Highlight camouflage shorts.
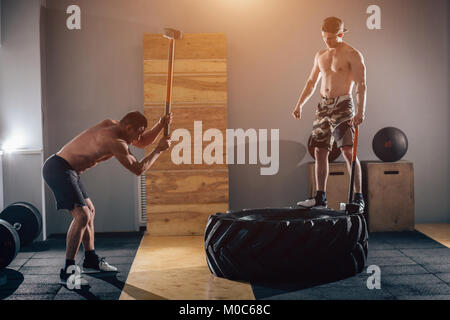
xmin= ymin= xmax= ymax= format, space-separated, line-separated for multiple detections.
xmin=309 ymin=94 xmax=355 ymax=151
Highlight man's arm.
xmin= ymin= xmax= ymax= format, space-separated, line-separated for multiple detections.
xmin=112 ymin=137 xmax=171 ymax=176
xmin=133 ymin=113 xmax=173 ymax=149
xmin=350 ymin=50 xmax=367 ymax=118
xmin=292 ymin=51 xmax=322 ymax=119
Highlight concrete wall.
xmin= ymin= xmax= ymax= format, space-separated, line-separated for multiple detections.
xmin=42 ymin=0 xmax=449 ymax=234
xmin=0 ymin=0 xmax=43 ymax=149
xmin=0 ymin=0 xmax=46 ymax=239
xmin=1 ymin=152 xmax=45 ymax=239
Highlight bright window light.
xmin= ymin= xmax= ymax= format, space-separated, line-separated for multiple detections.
xmin=1 ymin=133 xmax=25 ymax=153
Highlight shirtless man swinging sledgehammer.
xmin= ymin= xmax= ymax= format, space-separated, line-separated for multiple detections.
xmin=43 ymin=111 xmax=173 ymax=286
xmin=292 ymin=17 xmax=367 ymax=212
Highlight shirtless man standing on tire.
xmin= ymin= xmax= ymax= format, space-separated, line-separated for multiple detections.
xmin=292 ymin=17 xmax=367 ymax=212
xmin=43 ymin=111 xmax=173 ymax=286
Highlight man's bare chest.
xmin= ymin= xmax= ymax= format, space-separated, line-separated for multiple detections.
xmin=319 ymin=52 xmax=350 ymax=73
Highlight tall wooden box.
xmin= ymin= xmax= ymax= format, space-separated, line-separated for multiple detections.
xmin=308 ymin=162 xmax=350 ymax=211
xmin=361 ymin=161 xmax=414 ymax=232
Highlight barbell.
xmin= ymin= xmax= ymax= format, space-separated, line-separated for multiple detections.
xmin=0 ymin=202 xmax=42 ymax=269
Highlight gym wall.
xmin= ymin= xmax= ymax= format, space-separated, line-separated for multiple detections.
xmin=0 ymin=0 xmax=46 ymax=239
xmin=40 ymin=0 xmax=449 ymax=235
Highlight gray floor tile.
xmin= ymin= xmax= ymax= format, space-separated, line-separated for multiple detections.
xmin=400 ymin=248 xmax=450 ymax=257
xmin=32 ymin=251 xmax=65 ymax=259
xmin=410 ymin=256 xmax=450 ymax=265
xmin=366 ymin=256 xmax=417 ymax=266
xmin=378 ymin=265 xmax=429 ymax=275
xmin=16 ymin=252 xmax=35 ymax=259
xmin=435 ymin=273 xmax=450 ymax=284
xmin=8 ymin=258 xmax=30 ymax=268
xmin=367 ymin=242 xmax=395 ymax=250
xmin=23 ymin=258 xmax=65 ymax=267
xmin=381 ymin=274 xmax=444 ymax=286
xmin=384 ymin=283 xmax=450 ymax=297
xmin=19 ymin=266 xmax=62 ymax=275
xmin=10 ymin=284 xmax=61 ymax=295
xmin=4 ymin=294 xmax=57 ymax=300
xmin=421 ymin=264 xmax=450 ymax=274
xmin=369 ymin=250 xmax=406 ymax=258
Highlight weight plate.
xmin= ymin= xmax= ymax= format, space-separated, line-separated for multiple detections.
xmin=0 ymin=202 xmax=42 ymax=245
xmin=0 ymin=219 xmax=20 ymax=269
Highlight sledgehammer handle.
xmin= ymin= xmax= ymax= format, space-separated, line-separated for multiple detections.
xmin=164 ymin=39 xmax=175 ymax=136
xmin=348 ymin=126 xmax=359 ymax=203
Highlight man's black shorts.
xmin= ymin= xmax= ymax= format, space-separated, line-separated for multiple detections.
xmin=42 ymin=155 xmax=89 ymax=211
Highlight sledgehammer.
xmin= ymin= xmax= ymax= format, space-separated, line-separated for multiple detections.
xmin=163 ymin=28 xmax=183 ymax=137
xmin=340 ymin=126 xmax=361 ymax=214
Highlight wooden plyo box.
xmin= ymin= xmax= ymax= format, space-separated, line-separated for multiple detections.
xmin=361 ymin=161 xmax=415 ymax=232
xmin=308 ymin=162 xmax=350 ymax=211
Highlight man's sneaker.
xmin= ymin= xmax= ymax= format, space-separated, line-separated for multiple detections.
xmin=60 ymin=267 xmax=89 ymax=287
xmin=296 ymin=197 xmax=327 ymax=208
xmin=82 ymin=256 xmax=118 ymax=274
xmin=352 ymin=197 xmax=365 ymax=214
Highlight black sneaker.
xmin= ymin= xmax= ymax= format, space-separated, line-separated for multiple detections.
xmin=82 ymin=256 xmax=118 ymax=274
xmin=60 ymin=267 xmax=89 ymax=287
xmin=352 ymin=197 xmax=365 ymax=214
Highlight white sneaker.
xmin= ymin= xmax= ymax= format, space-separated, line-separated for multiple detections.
xmin=83 ymin=257 xmax=118 ymax=273
xmin=60 ymin=267 xmax=89 ymax=287
xmin=296 ymin=197 xmax=327 ymax=208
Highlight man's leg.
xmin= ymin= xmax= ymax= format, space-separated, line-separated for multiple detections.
xmin=298 ymin=147 xmax=330 ymax=207
xmin=81 ymin=198 xmax=95 ymax=252
xmin=66 ymin=205 xmax=91 ymax=261
xmin=314 ymin=147 xmax=330 ymax=192
xmin=80 ymin=198 xmax=118 ymax=273
xmin=341 ymin=146 xmax=362 ymax=194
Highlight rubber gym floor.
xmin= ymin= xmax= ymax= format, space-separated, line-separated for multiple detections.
xmin=1 ymin=225 xmax=449 ymax=300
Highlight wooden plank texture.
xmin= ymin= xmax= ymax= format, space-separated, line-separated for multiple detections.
xmin=144 ymin=59 xmax=227 ymax=75
xmin=147 ymin=170 xmax=229 ymax=205
xmin=144 ymin=75 xmax=227 ymax=105
xmin=143 ymin=33 xmax=227 ymax=60
xmin=362 ymin=161 xmax=414 ymax=232
xmin=144 ymin=32 xmax=228 ymax=235
xmin=147 ymin=203 xmax=228 ymax=236
xmin=144 ymin=106 xmax=227 ymax=170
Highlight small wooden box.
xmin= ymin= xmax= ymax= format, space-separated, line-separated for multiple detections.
xmin=308 ymin=162 xmax=350 ymax=211
xmin=361 ymin=161 xmax=415 ymax=232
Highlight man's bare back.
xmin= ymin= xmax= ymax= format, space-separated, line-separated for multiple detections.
xmin=56 ymin=112 xmax=173 ymax=175
xmin=57 ymin=120 xmax=120 ymax=173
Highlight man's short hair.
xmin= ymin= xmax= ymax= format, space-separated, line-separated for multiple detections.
xmin=322 ymin=16 xmax=349 ymax=34
xmin=120 ymin=111 xmax=148 ymax=129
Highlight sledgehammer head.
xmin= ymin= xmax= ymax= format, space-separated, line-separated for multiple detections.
xmin=163 ymin=28 xmax=183 ymax=40
xmin=340 ymin=202 xmax=361 ymax=214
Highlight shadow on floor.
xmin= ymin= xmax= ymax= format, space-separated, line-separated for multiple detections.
xmin=0 ymin=269 xmax=24 ymax=299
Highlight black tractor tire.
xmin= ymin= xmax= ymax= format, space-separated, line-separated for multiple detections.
xmin=204 ymin=206 xmax=368 ymax=282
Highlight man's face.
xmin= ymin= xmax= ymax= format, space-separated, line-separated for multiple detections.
xmin=322 ymin=31 xmax=343 ymax=48
xmin=126 ymin=125 xmax=146 ymax=144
